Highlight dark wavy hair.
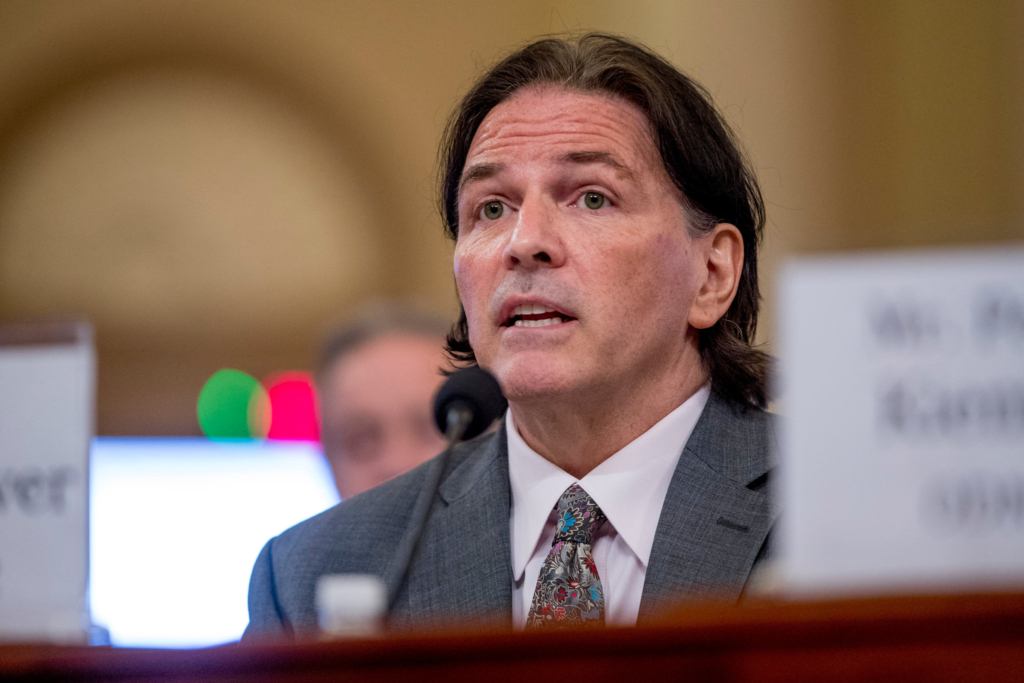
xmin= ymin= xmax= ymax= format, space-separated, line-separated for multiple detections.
xmin=438 ymin=33 xmax=769 ymax=409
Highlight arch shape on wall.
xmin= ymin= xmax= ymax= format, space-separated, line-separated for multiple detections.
xmin=0 ymin=8 xmax=427 ymax=434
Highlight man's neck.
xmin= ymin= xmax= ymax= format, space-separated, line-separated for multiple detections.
xmin=508 ymin=350 xmax=708 ymax=479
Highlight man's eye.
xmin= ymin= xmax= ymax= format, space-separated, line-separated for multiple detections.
xmin=480 ymin=201 xmax=504 ymax=220
xmin=581 ymin=192 xmax=606 ymax=210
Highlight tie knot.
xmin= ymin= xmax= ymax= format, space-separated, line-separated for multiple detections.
xmin=554 ymin=483 xmax=607 ymax=544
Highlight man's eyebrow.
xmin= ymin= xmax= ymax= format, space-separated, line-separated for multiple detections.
xmin=459 ymin=162 xmax=505 ymax=194
xmin=558 ymin=151 xmax=637 ymax=181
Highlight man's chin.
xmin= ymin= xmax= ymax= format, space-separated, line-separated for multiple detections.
xmin=489 ymin=357 xmax=582 ymax=403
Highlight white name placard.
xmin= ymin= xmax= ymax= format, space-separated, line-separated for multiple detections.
xmin=777 ymin=246 xmax=1024 ymax=595
xmin=0 ymin=323 xmax=93 ymax=642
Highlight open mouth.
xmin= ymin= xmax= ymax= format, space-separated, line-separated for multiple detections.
xmin=503 ymin=303 xmax=576 ymax=328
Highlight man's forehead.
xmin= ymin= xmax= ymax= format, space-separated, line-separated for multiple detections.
xmin=461 ymin=87 xmax=658 ymax=180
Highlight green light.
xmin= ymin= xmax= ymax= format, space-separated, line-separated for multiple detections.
xmin=197 ymin=369 xmax=267 ymax=439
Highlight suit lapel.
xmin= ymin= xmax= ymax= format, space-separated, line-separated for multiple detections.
xmin=388 ymin=396 xmax=774 ymax=627
xmin=638 ymin=392 xmax=777 ymax=623
xmin=401 ymin=424 xmax=514 ymax=629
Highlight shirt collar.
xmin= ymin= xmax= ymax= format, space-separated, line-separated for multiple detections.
xmin=507 ymin=384 xmax=711 ymax=581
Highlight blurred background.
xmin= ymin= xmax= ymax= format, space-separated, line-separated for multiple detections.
xmin=2 ymin=0 xmax=1022 ymax=437
xmin=1 ymin=0 xmax=1023 ymax=648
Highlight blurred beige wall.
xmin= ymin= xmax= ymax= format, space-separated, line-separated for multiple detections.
xmin=0 ymin=0 xmax=1020 ymax=435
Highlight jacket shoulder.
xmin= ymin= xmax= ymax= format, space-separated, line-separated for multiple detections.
xmin=686 ymin=390 xmax=778 ymax=487
xmin=245 ymin=430 xmax=500 ymax=638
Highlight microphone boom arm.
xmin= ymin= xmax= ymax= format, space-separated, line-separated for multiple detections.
xmin=384 ymin=404 xmax=472 ymax=619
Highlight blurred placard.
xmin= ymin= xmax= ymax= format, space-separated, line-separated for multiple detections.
xmin=0 ymin=322 xmax=94 ymax=642
xmin=778 ymin=246 xmax=1024 ymax=595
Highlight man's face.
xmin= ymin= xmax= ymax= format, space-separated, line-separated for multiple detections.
xmin=318 ymin=334 xmax=447 ymax=499
xmin=454 ymin=86 xmax=704 ymax=403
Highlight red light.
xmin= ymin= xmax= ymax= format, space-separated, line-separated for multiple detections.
xmin=264 ymin=371 xmax=319 ymax=441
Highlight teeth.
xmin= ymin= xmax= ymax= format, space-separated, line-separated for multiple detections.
xmin=512 ymin=303 xmax=557 ymax=317
xmin=513 ymin=318 xmax=563 ymax=327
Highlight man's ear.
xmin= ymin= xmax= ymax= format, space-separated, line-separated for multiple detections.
xmin=688 ymin=223 xmax=744 ymax=330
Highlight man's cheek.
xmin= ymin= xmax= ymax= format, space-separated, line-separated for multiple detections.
xmin=462 ymin=298 xmax=492 ymax=358
xmin=452 ymin=235 xmax=483 ymax=279
xmin=453 ymin=241 xmax=491 ymax=299
xmin=453 ymin=259 xmax=477 ymax=316
xmin=452 ymin=245 xmax=465 ymax=279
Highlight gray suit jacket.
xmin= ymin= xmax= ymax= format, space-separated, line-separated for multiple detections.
xmin=243 ymin=390 xmax=777 ymax=639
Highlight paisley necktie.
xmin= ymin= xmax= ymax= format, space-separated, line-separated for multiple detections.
xmin=526 ymin=483 xmax=608 ymax=629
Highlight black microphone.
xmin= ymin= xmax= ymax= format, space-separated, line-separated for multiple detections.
xmin=385 ymin=366 xmax=506 ymax=619
xmin=432 ymin=365 xmax=508 ymax=441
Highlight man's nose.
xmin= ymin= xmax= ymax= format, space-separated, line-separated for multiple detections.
xmin=501 ymin=198 xmax=566 ymax=270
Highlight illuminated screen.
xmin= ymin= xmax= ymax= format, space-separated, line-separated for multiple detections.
xmin=89 ymin=438 xmax=340 ymax=648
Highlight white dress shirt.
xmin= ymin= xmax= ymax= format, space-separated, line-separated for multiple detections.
xmin=508 ymin=384 xmax=710 ymax=628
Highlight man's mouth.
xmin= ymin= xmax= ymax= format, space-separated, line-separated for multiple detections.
xmin=503 ymin=303 xmax=576 ymax=328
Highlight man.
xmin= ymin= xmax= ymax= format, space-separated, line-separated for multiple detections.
xmin=315 ymin=303 xmax=451 ymax=499
xmin=245 ymin=33 xmax=774 ymax=638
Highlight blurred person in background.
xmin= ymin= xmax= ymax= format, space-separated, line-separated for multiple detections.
xmin=315 ymin=303 xmax=451 ymax=499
